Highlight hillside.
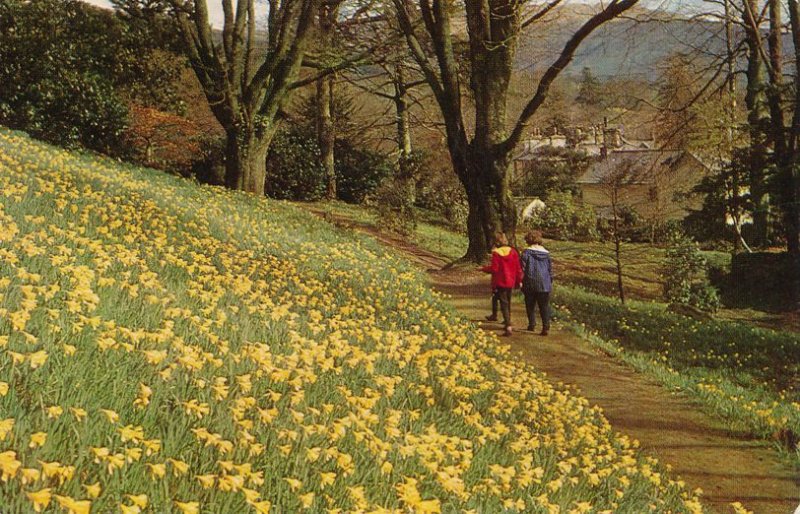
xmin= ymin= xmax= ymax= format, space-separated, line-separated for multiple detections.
xmin=517 ymin=6 xmax=795 ymax=80
xmin=517 ymin=12 xmax=724 ymax=80
xmin=0 ymin=128 xmax=705 ymax=512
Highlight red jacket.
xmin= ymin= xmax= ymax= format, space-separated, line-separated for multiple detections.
xmin=482 ymin=246 xmax=523 ymax=289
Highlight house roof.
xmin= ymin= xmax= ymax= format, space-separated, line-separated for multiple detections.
xmin=514 ymin=135 xmax=569 ymax=160
xmin=577 ymin=149 xmax=704 ymax=185
xmin=514 ymin=135 xmax=656 ymax=160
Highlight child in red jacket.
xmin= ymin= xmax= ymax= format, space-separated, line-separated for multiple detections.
xmin=480 ymin=233 xmax=523 ymax=336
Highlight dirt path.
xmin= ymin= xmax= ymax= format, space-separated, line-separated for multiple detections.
xmin=310 ymin=209 xmax=800 ymax=514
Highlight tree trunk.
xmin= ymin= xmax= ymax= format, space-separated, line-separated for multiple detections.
xmin=317 ymin=73 xmax=336 ymax=200
xmin=315 ymin=3 xmax=337 ymax=200
xmin=611 ymin=188 xmax=625 ymax=303
xmin=790 ymin=168 xmax=800 ymax=255
xmin=462 ymin=173 xmax=491 ymax=261
xmin=787 ymin=0 xmax=800 ymax=255
xmin=224 ymin=129 xmax=272 ymax=196
xmin=394 ymin=70 xmax=416 ymax=205
xmin=461 ymin=146 xmax=517 ymax=261
xmin=743 ymin=0 xmax=771 ymax=247
xmin=724 ymin=0 xmax=742 ymax=255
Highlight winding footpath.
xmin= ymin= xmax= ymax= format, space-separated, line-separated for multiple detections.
xmin=311 ymin=208 xmax=800 ymax=514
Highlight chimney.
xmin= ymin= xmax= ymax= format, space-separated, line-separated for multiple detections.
xmin=611 ymin=129 xmax=621 ymax=147
xmin=604 ymin=128 xmax=621 ymax=148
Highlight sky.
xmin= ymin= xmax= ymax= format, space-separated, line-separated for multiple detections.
xmin=83 ymin=0 xmax=262 ymax=27
xmin=84 ymin=0 xmax=714 ymax=28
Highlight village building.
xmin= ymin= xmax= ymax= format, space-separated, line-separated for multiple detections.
xmin=512 ymin=122 xmax=711 ymax=222
xmin=577 ymin=149 xmax=712 ymax=221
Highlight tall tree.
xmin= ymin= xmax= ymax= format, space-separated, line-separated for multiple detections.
xmin=168 ymin=0 xmax=319 ymax=195
xmin=315 ymin=1 xmax=342 ymax=199
xmin=311 ymin=0 xmax=388 ymax=199
xmin=741 ymin=0 xmax=772 ymax=246
xmin=576 ymin=67 xmax=602 ymax=106
xmin=740 ymin=0 xmax=800 ymax=254
xmin=393 ymin=0 xmax=638 ymax=261
xmin=786 ymin=0 xmax=800 ymax=255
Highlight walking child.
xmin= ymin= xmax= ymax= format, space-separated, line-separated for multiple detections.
xmin=480 ymin=232 xmax=523 ymax=336
xmin=520 ymin=230 xmax=553 ymax=335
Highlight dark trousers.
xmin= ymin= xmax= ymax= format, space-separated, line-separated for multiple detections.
xmin=524 ymin=291 xmax=550 ymax=329
xmin=495 ymin=287 xmax=512 ymax=328
xmin=490 ymin=290 xmax=499 ymax=318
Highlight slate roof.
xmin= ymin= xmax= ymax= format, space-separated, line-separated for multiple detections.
xmin=577 ymin=149 xmax=703 ymax=185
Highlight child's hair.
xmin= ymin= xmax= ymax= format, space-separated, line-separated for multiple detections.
xmin=494 ymin=232 xmax=509 ymax=247
xmin=525 ymin=230 xmax=543 ymax=245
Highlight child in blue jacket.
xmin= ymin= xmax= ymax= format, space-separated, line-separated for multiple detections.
xmin=520 ymin=230 xmax=553 ymax=335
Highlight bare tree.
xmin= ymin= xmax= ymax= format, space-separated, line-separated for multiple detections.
xmin=392 ymin=0 xmax=639 ymax=261
xmin=337 ymin=6 xmax=430 ymax=199
xmin=315 ymin=1 xmax=342 ymax=199
xmin=737 ymin=0 xmax=800 ymax=254
xmin=168 ymin=0 xmax=319 ymax=195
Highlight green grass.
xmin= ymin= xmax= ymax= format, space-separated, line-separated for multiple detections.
xmin=555 ymin=286 xmax=800 ymax=462
xmin=0 ymin=128 xmax=701 ymax=513
xmin=304 ymin=202 xmax=732 ymax=302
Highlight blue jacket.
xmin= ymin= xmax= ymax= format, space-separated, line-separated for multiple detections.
xmin=521 ymin=246 xmax=552 ymax=293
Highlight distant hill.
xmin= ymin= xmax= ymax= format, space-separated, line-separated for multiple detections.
xmin=516 ymin=8 xmax=727 ymax=80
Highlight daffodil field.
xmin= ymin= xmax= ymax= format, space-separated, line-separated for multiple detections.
xmin=0 ymin=128 xmax=702 ymax=513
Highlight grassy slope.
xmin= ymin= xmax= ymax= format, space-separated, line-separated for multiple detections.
xmin=0 ymin=128 xmax=700 ymax=513
xmin=309 ymin=202 xmax=731 ymax=303
xmin=308 ymin=201 xmax=800 ymax=467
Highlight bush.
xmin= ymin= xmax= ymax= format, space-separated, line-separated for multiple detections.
xmin=718 ymin=252 xmax=800 ymax=311
xmin=26 ymin=71 xmax=129 ymax=153
xmin=265 ymin=130 xmax=326 ymax=201
xmin=0 ymin=0 xmax=183 ymax=155
xmin=660 ymin=232 xmax=720 ymax=312
xmin=335 ymin=140 xmax=392 ymax=204
xmin=0 ymin=49 xmax=129 ymax=153
xmin=190 ymin=135 xmax=226 ymax=185
xmin=414 ymin=151 xmax=469 ymax=230
xmin=513 ymin=147 xmax=592 ymax=198
xmin=527 ymin=191 xmax=599 ymax=241
xmin=264 ymin=127 xmax=391 ymax=203
xmin=371 ymin=178 xmax=417 ymax=236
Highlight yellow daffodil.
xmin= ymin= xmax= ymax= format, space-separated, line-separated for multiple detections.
xmin=174 ymin=500 xmax=200 ymax=514
xmin=26 ymin=488 xmax=52 ymax=512
xmin=83 ymin=482 xmax=102 ymax=499
xmin=29 ymin=431 xmax=47 ymax=448
xmin=125 ymin=494 xmax=148 ymax=509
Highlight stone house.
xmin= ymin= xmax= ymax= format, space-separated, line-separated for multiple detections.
xmin=512 ymin=124 xmax=711 ymax=224
xmin=577 ymin=149 xmax=711 ymax=221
